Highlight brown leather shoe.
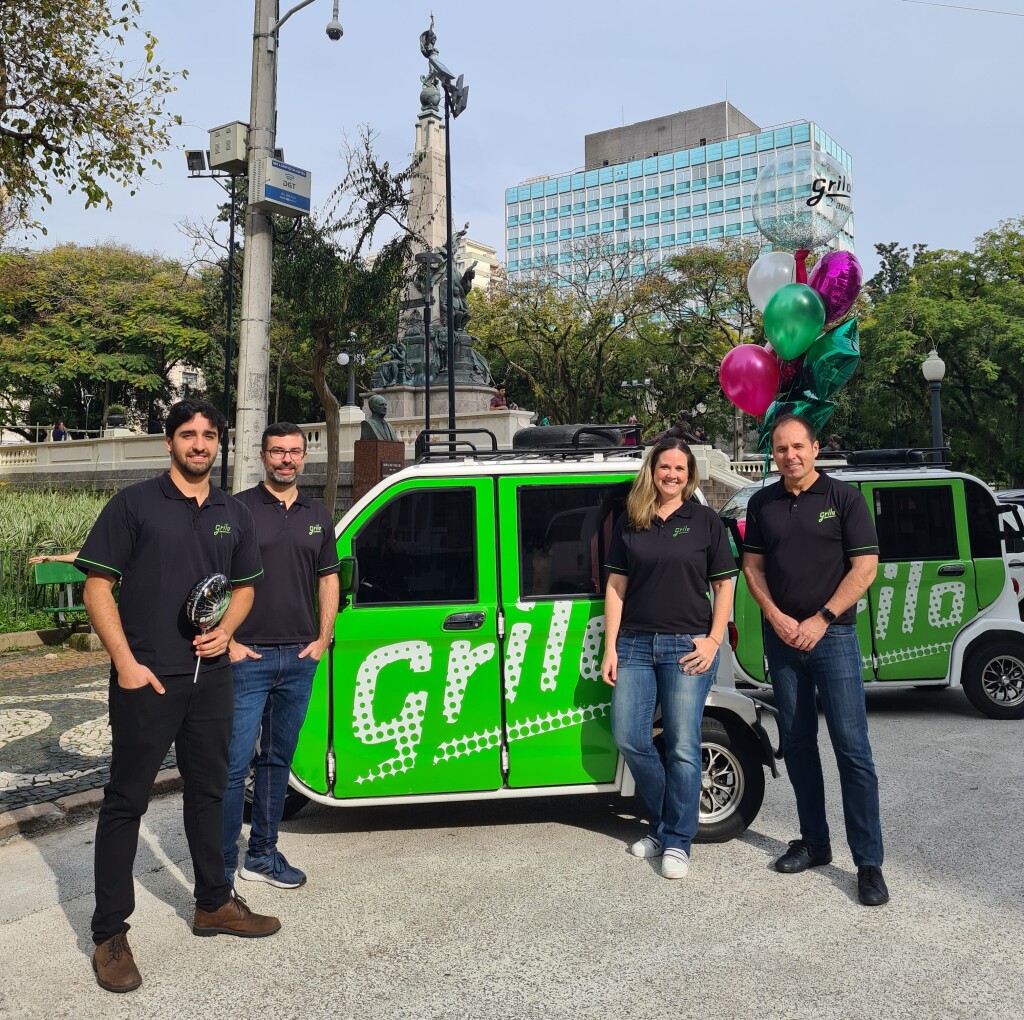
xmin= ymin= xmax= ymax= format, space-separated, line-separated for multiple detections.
xmin=92 ymin=932 xmax=142 ymax=993
xmin=193 ymin=892 xmax=280 ymax=938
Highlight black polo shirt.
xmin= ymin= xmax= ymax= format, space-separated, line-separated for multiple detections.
xmin=75 ymin=473 xmax=263 ymax=677
xmin=743 ymin=471 xmax=878 ymax=625
xmin=232 ymin=483 xmax=340 ymax=645
xmin=605 ymin=500 xmax=737 ymax=634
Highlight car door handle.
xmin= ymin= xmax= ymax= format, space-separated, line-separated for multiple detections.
xmin=443 ymin=611 xmax=486 ymax=631
xmin=1009 ymin=559 xmax=1024 ymax=568
xmin=937 ymin=564 xmax=965 ymax=576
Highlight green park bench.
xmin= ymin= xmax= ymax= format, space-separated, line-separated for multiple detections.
xmin=33 ymin=561 xmax=89 ymax=629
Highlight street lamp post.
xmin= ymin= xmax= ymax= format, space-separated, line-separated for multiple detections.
xmin=233 ymin=0 xmax=342 ymax=492
xmin=186 ymin=151 xmax=240 ymax=489
xmin=921 ymin=348 xmax=946 ymax=458
xmin=620 ymin=377 xmax=651 ymax=419
xmin=415 ymin=249 xmax=445 ymax=436
xmin=423 ymin=35 xmax=468 ymax=441
xmin=82 ymin=391 xmax=94 ymax=437
xmin=336 ymin=350 xmax=356 ymax=407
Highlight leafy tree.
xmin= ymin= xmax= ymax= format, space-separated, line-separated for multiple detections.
xmin=0 ymin=0 xmax=184 ymax=230
xmin=0 ymin=244 xmax=214 ymax=433
xmin=864 ymin=241 xmax=928 ymax=302
xmin=468 ymin=239 xmax=670 ymax=425
xmin=270 ymin=130 xmax=419 ymax=514
xmin=661 ymin=242 xmax=764 ymax=452
xmin=851 ymin=220 xmax=1024 ymax=485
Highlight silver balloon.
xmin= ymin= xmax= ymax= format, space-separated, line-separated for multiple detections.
xmin=751 ymin=147 xmax=853 ymax=251
xmin=185 ymin=573 xmax=231 ymax=682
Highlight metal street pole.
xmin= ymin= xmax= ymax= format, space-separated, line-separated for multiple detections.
xmin=233 ymin=0 xmax=279 ymax=492
xmin=221 ymin=175 xmax=238 ymax=489
xmin=929 ymin=382 xmax=944 ymax=453
xmin=415 ymin=250 xmax=444 ymax=438
xmin=443 ymin=88 xmax=456 ymax=443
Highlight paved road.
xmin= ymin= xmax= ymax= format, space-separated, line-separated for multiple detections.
xmin=1 ymin=680 xmax=1021 ymax=1020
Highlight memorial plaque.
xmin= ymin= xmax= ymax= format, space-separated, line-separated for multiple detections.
xmin=353 ymin=439 xmax=406 ymax=502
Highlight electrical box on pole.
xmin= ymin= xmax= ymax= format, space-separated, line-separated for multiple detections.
xmin=208 ymin=121 xmax=249 ymax=174
xmin=249 ymin=157 xmax=311 ymax=216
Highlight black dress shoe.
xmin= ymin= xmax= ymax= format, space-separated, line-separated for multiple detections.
xmin=857 ymin=866 xmax=890 ymax=906
xmin=774 ymin=839 xmax=833 ymax=874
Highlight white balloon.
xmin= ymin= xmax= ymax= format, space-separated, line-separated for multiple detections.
xmin=747 ymin=251 xmax=796 ymax=313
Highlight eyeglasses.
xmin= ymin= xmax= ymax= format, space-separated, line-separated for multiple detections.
xmin=265 ymin=448 xmax=306 ymax=460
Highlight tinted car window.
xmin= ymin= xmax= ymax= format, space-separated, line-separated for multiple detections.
xmin=353 ymin=488 xmax=476 ymax=605
xmin=964 ymin=479 xmax=1002 ymax=558
xmin=518 ymin=483 xmax=630 ymax=598
xmin=873 ymin=485 xmax=958 ymax=561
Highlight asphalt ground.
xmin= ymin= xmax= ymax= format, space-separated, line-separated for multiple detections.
xmin=0 ymin=668 xmax=1021 ymax=1020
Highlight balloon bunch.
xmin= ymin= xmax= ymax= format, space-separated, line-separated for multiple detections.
xmin=717 ymin=147 xmax=862 ymax=450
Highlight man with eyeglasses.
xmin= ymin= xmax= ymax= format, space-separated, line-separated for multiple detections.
xmin=222 ymin=423 xmax=341 ymax=890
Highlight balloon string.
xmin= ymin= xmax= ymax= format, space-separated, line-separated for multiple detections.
xmin=794 ymin=249 xmax=809 ymax=284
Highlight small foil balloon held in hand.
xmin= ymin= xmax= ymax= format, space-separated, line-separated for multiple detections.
xmin=185 ymin=573 xmax=232 ymax=683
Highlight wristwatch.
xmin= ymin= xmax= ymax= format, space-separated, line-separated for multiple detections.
xmin=818 ymin=606 xmax=837 ymax=625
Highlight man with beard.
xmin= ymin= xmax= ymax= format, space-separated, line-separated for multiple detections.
xmin=76 ymin=400 xmax=280 ymax=994
xmin=223 ymin=422 xmax=340 ymax=890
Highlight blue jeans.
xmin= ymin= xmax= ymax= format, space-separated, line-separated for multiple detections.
xmin=764 ymin=625 xmax=884 ymax=867
xmin=611 ymin=630 xmax=718 ymax=854
xmin=223 ymin=645 xmax=318 ymax=873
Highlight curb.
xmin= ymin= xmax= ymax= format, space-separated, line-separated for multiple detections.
xmin=0 ymin=768 xmax=183 ymax=842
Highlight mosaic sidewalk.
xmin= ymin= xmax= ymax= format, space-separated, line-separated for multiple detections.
xmin=0 ymin=648 xmax=176 ymax=813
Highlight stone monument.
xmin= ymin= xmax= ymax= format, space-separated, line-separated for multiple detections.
xmin=366 ymin=19 xmax=497 ymax=421
xmin=353 ymin=394 xmax=404 ymax=501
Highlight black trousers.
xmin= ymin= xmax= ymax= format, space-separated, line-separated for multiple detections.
xmin=92 ymin=666 xmax=234 ymax=945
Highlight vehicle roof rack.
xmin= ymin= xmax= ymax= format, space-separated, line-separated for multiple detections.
xmin=842 ymin=447 xmax=951 ymax=469
xmin=414 ymin=425 xmax=647 ymax=464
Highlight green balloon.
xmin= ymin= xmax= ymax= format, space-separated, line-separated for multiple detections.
xmin=757 ymin=396 xmax=837 ymax=452
xmin=800 ymin=318 xmax=860 ymax=400
xmin=763 ymin=283 xmax=826 ymax=361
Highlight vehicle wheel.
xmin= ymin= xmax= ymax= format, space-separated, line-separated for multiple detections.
xmin=695 ymin=716 xmax=766 ymax=843
xmin=962 ymin=639 xmax=1024 ymax=719
xmin=242 ymin=764 xmax=310 ymax=823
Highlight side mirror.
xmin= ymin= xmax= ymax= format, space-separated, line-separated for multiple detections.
xmin=337 ymin=556 xmax=359 ymax=600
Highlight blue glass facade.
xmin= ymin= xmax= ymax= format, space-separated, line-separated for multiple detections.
xmin=504 ymin=120 xmax=854 ymax=280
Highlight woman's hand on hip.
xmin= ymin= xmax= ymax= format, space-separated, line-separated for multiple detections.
xmin=679 ymin=636 xmax=719 ymax=676
xmin=601 ymin=651 xmax=617 ymax=687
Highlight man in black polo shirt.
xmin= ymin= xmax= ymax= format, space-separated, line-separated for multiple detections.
xmin=76 ymin=400 xmax=279 ymax=994
xmin=223 ymin=422 xmax=340 ymax=891
xmin=742 ymin=414 xmax=889 ymax=907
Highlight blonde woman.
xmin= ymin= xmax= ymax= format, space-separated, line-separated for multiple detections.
xmin=601 ymin=435 xmax=736 ymax=879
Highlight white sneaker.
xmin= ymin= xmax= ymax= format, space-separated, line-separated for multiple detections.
xmin=628 ymin=836 xmax=663 ymax=858
xmin=661 ymin=850 xmax=689 ymax=879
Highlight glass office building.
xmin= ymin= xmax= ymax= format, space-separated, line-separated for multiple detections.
xmin=504 ymin=112 xmax=854 ymax=282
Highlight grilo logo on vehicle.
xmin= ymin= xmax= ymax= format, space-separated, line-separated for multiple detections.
xmin=303 ymin=600 xmax=616 ymax=798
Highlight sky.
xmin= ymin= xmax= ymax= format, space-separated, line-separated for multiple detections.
xmin=23 ymin=0 xmax=1024 ymax=279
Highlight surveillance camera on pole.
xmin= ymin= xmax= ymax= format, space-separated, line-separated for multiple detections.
xmin=326 ymin=0 xmax=342 ymax=40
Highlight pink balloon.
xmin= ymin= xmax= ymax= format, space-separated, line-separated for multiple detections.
xmin=808 ymin=251 xmax=862 ymax=323
xmin=720 ymin=344 xmax=781 ymax=416
xmin=763 ymin=342 xmax=804 ymax=387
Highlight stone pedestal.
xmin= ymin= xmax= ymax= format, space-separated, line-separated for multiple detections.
xmin=352 ymin=439 xmax=406 ymax=502
xmin=369 ymin=384 xmax=496 ymax=420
